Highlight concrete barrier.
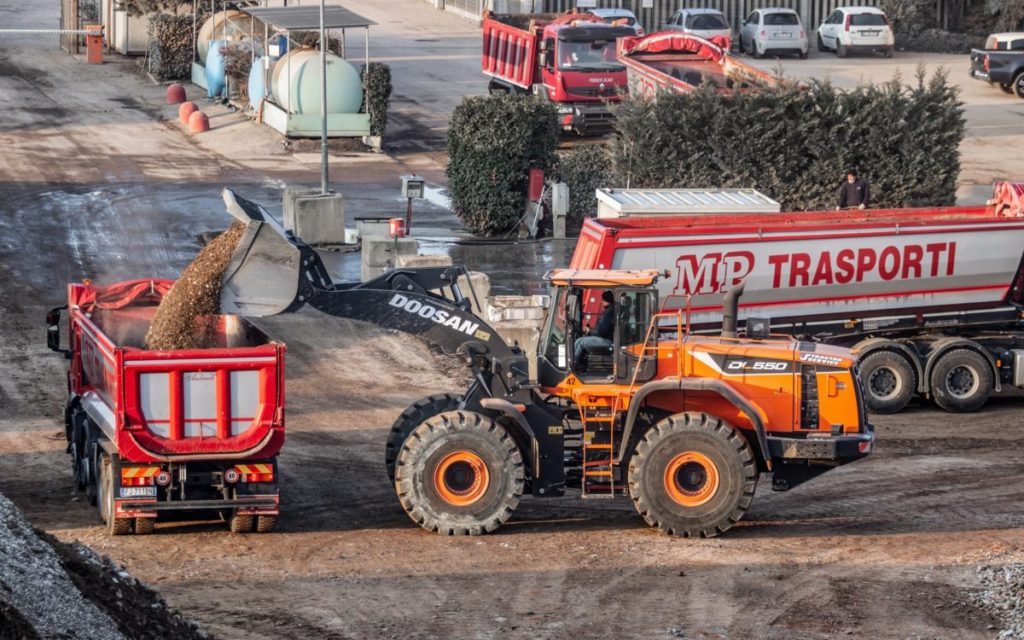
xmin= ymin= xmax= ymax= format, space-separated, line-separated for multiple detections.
xmin=361 ymin=236 xmax=418 ymax=281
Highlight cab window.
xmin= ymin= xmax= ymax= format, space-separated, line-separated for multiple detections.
xmin=542 ymin=286 xmax=569 ymax=367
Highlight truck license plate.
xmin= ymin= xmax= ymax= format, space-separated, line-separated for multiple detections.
xmin=119 ymin=486 xmax=157 ymax=498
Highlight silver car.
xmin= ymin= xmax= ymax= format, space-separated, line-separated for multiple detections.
xmin=662 ymin=8 xmax=732 ymax=48
xmin=738 ymin=8 xmax=808 ymax=59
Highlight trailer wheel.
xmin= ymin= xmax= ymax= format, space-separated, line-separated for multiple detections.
xmin=628 ymin=412 xmax=757 ymax=538
xmin=99 ymin=455 xmax=131 ymax=536
xmin=930 ymin=348 xmax=992 ymax=413
xmin=229 ymin=512 xmax=255 ymax=534
xmin=256 ymin=516 xmax=278 ymax=533
xmin=385 ymin=393 xmax=463 ymax=483
xmin=395 ymin=411 xmax=524 ymax=536
xmin=859 ymin=350 xmax=917 ymax=414
xmin=134 ymin=517 xmax=155 ymax=535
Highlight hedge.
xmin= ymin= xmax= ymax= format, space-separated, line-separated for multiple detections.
xmin=146 ymin=14 xmax=193 ymax=80
xmin=611 ymin=68 xmax=965 ymax=211
xmin=360 ymin=62 xmax=392 ymax=137
xmin=447 ymin=94 xmax=559 ymax=236
xmin=554 ymin=146 xmax=613 ymax=228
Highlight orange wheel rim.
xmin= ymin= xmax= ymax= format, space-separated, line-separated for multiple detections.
xmin=433 ymin=450 xmax=489 ymax=506
xmin=664 ymin=451 xmax=719 ymax=507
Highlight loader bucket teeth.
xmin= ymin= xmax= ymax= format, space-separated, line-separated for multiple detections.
xmin=219 ymin=188 xmax=304 ymax=317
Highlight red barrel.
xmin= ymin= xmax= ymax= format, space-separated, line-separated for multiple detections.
xmin=389 ymin=218 xmax=406 ymax=238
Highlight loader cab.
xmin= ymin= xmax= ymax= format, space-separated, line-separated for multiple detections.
xmin=538 ymin=269 xmax=662 ymax=387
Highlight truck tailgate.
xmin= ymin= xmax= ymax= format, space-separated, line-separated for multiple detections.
xmin=482 ymin=15 xmax=538 ymax=89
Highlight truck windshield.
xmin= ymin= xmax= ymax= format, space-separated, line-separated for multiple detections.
xmin=557 ymin=40 xmax=621 ymax=70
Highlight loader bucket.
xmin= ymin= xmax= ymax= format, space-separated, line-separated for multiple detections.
xmin=219 ymin=188 xmax=303 ymax=317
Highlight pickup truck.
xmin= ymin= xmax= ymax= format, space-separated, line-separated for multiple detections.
xmin=970 ymin=32 xmax=1024 ymax=97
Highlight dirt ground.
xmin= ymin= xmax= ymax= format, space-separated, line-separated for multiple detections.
xmin=2 ymin=1 xmax=1024 ymax=638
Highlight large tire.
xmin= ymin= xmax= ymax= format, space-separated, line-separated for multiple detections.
xmin=256 ymin=515 xmax=278 ymax=533
xmin=628 ymin=412 xmax=757 ymax=538
xmin=229 ymin=512 xmax=255 ymax=533
xmin=385 ymin=393 xmax=463 ymax=483
xmin=395 ymin=411 xmax=524 ymax=536
xmin=858 ymin=350 xmax=917 ymax=414
xmin=99 ymin=455 xmax=131 ymax=536
xmin=929 ymin=348 xmax=993 ymax=413
xmin=1015 ymin=72 xmax=1024 ymax=99
xmin=134 ymin=517 xmax=155 ymax=535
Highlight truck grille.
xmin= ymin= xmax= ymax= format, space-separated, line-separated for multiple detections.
xmin=800 ymin=365 xmax=819 ymax=429
xmin=568 ymin=87 xmax=620 ymax=98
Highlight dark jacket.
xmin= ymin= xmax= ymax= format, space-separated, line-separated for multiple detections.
xmin=593 ymin=304 xmax=615 ymax=340
xmin=839 ymin=179 xmax=870 ymax=208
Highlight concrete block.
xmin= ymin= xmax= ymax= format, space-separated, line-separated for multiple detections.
xmin=361 ymin=236 xmax=418 ymax=281
xmin=458 ymin=271 xmax=490 ymax=317
xmin=396 ymin=254 xmax=454 ymax=268
xmin=486 ymin=295 xmax=549 ymax=322
xmin=282 ymin=187 xmax=321 ymax=232
xmin=292 ymin=192 xmax=346 ymax=246
xmin=355 ymin=216 xmax=393 ymax=240
xmin=489 ymin=319 xmax=541 ymax=382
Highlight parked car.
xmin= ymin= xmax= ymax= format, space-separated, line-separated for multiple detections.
xmin=738 ymin=8 xmax=808 ymax=58
xmin=970 ymin=32 xmax=1024 ymax=97
xmin=585 ymin=7 xmax=644 ymax=36
xmin=816 ymin=6 xmax=894 ymax=58
xmin=662 ymin=8 xmax=732 ymax=49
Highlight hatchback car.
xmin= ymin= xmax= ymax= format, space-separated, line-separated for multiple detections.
xmin=663 ymin=8 xmax=732 ymax=49
xmin=738 ymin=8 xmax=808 ymax=58
xmin=817 ymin=6 xmax=894 ymax=58
xmin=585 ymin=7 xmax=644 ymax=36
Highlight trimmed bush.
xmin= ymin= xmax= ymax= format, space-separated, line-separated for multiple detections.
xmin=447 ymin=94 xmax=559 ymax=236
xmin=611 ymin=68 xmax=965 ymax=211
xmin=361 ymin=62 xmax=392 ymax=137
xmin=554 ymin=146 xmax=614 ymax=227
xmin=146 ymin=14 xmax=193 ymax=80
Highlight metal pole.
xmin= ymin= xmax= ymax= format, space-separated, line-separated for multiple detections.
xmin=320 ymin=0 xmax=328 ymax=195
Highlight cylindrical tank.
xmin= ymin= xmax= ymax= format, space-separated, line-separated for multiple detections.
xmin=205 ymin=39 xmax=227 ymax=98
xmin=270 ymin=48 xmax=363 ymax=115
xmin=248 ymin=55 xmax=268 ymax=106
xmin=197 ymin=10 xmax=249 ymax=63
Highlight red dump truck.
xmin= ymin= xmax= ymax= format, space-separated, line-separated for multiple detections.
xmin=571 ymin=183 xmax=1024 ymax=414
xmin=482 ymin=11 xmax=635 ymax=134
xmin=618 ymin=32 xmax=777 ymax=98
xmin=46 ymin=279 xmax=285 ymax=535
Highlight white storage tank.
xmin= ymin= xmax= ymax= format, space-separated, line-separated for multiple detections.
xmin=270 ymin=48 xmax=363 ymax=115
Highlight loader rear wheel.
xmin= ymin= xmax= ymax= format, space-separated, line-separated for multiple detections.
xmin=628 ymin=412 xmax=756 ymax=538
xmin=229 ymin=512 xmax=255 ymax=533
xmin=385 ymin=393 xmax=463 ymax=483
xmin=395 ymin=411 xmax=524 ymax=536
xmin=256 ymin=515 xmax=278 ymax=533
xmin=99 ymin=455 xmax=132 ymax=536
xmin=930 ymin=348 xmax=992 ymax=413
xmin=859 ymin=350 xmax=917 ymax=414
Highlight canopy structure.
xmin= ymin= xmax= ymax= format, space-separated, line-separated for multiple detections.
xmin=241 ymin=6 xmax=375 ymax=31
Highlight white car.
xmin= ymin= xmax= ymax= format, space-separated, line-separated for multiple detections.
xmin=585 ymin=7 xmax=644 ymax=36
xmin=662 ymin=8 xmax=732 ymax=48
xmin=738 ymin=8 xmax=808 ymax=59
xmin=817 ymin=6 xmax=894 ymax=58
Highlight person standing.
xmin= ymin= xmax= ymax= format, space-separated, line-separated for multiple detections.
xmin=837 ymin=169 xmax=870 ymax=210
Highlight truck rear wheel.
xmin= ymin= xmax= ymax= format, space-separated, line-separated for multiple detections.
xmin=859 ymin=350 xmax=916 ymax=414
xmin=628 ymin=412 xmax=757 ymax=538
xmin=229 ymin=512 xmax=255 ymax=533
xmin=134 ymin=517 xmax=155 ymax=535
xmin=385 ymin=393 xmax=463 ymax=483
xmin=256 ymin=515 xmax=278 ymax=533
xmin=395 ymin=411 xmax=524 ymax=536
xmin=99 ymin=455 xmax=131 ymax=536
xmin=930 ymin=348 xmax=992 ymax=413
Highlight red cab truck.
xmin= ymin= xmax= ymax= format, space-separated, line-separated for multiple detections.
xmin=47 ymin=279 xmax=285 ymax=535
xmin=570 ymin=183 xmax=1024 ymax=414
xmin=482 ymin=11 xmax=635 ymax=134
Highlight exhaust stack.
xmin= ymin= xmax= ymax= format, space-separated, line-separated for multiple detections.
xmin=722 ymin=282 xmax=745 ymax=338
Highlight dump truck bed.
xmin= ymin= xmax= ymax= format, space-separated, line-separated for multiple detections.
xmin=68 ymin=279 xmax=285 ymax=464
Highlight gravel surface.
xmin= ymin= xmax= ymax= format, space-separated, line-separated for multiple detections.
xmin=974 ymin=564 xmax=1024 ymax=639
xmin=0 ymin=493 xmax=123 ymax=639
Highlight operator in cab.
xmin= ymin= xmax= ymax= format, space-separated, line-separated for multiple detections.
xmin=573 ymin=290 xmax=615 ymax=370
xmin=837 ymin=168 xmax=870 ymax=210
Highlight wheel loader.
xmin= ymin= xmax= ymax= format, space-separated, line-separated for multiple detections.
xmin=220 ymin=189 xmax=874 ymax=537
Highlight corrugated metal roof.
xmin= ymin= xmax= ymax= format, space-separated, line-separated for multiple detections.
xmin=241 ymin=6 xmax=375 ymax=30
xmin=595 ymin=188 xmax=780 ymax=218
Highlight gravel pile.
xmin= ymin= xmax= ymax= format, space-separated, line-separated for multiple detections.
xmin=144 ymin=224 xmax=243 ymax=350
xmin=0 ymin=493 xmax=123 ymax=639
xmin=0 ymin=493 xmax=208 ymax=639
xmin=973 ymin=564 xmax=1024 ymax=639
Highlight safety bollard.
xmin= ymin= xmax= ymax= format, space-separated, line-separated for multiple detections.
xmin=85 ymin=25 xmax=103 ymax=64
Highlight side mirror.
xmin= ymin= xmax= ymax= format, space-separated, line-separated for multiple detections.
xmin=46 ymin=306 xmax=70 ymax=358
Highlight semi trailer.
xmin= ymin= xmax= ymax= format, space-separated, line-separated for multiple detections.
xmin=216 ymin=189 xmax=873 ymax=537
xmin=47 ymin=279 xmax=285 ymax=535
xmin=570 ymin=184 xmax=1024 ymax=414
xmin=482 ymin=11 xmax=634 ymax=135
xmin=618 ymin=32 xmax=777 ymax=98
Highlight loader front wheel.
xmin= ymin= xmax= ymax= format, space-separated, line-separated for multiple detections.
xmin=629 ymin=412 xmax=757 ymax=538
xmin=385 ymin=393 xmax=463 ymax=483
xmin=395 ymin=411 xmax=524 ymax=536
